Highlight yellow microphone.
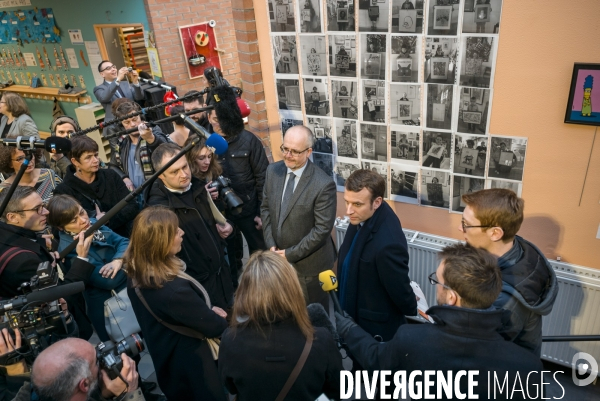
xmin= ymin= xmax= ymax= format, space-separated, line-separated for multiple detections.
xmin=319 ymin=270 xmax=343 ymax=313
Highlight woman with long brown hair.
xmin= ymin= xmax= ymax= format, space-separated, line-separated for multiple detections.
xmin=219 ymin=251 xmax=342 ymax=400
xmin=126 ymin=206 xmax=228 ymax=401
xmin=184 ymin=134 xmax=223 ymax=186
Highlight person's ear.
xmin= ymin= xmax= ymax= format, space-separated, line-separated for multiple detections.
xmin=372 ymin=196 xmax=383 ymax=210
xmin=79 ymin=377 xmax=91 ymax=393
xmin=447 ymin=289 xmax=459 ymax=307
xmin=488 ymin=226 xmax=505 ymax=242
xmin=5 ymin=212 xmax=19 ymax=225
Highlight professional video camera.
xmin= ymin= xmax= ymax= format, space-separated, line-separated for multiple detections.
xmin=96 ymin=333 xmax=145 ymax=380
xmin=207 ymin=176 xmax=244 ymax=215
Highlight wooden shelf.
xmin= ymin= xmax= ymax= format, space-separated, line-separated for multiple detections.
xmin=0 ymin=85 xmax=92 ymax=104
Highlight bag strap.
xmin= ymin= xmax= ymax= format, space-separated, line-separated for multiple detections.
xmin=0 ymin=247 xmax=35 ymax=277
xmin=176 ymin=271 xmax=212 ymax=309
xmin=275 ymin=335 xmax=313 ymax=401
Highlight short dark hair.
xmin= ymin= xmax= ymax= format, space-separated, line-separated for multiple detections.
xmin=97 ymin=60 xmax=110 ymax=72
xmin=151 ymin=143 xmax=182 ymax=171
xmin=345 ymin=169 xmax=385 ymax=202
xmin=114 ymin=101 xmax=140 ymax=119
xmin=111 ymin=98 xmax=132 ymax=116
xmin=47 ymin=195 xmax=81 ymax=229
xmin=182 ymin=90 xmax=204 ymax=105
xmin=440 ymin=244 xmax=502 ymax=309
xmin=70 ymin=135 xmax=98 ymax=161
xmin=170 ymin=105 xmax=185 ymax=125
xmin=0 ymin=186 xmax=35 ymax=222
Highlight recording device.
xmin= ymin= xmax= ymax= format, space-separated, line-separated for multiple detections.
xmin=318 ymin=270 xmax=343 ymax=314
xmin=96 ymin=333 xmax=145 ymax=380
xmin=207 ymin=176 xmax=243 ymax=214
xmin=204 ymin=67 xmax=251 ymax=118
xmin=127 ymin=67 xmax=133 ymax=73
xmin=182 ymin=114 xmax=228 ymax=155
xmin=0 ymin=136 xmax=71 ymax=154
xmin=307 ymin=303 xmax=339 ymax=344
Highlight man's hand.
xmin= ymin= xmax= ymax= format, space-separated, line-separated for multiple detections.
xmin=138 ymin=123 xmax=155 ymax=144
xmin=216 ymin=222 xmax=233 ymax=239
xmin=123 ymin=177 xmax=135 ymax=191
xmin=0 ymin=328 xmax=21 ymax=356
xmin=75 ymin=231 xmax=93 ymax=259
xmin=100 ymin=354 xmax=138 ymax=398
xmin=212 ymin=306 xmax=227 ymax=318
xmin=254 ymin=216 xmax=262 ymax=230
xmin=270 ymin=247 xmax=287 ymax=260
xmin=95 ymin=203 xmax=105 ymax=220
xmin=100 ymin=259 xmax=123 ymax=279
xmin=130 ymin=69 xmax=140 ymax=84
xmin=205 ymin=182 xmax=218 ymax=200
xmin=117 ymin=67 xmax=128 ymax=82
xmin=335 ymin=311 xmax=358 ymax=339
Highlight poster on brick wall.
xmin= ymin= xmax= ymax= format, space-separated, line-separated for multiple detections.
xmin=178 ymin=22 xmax=221 ymax=79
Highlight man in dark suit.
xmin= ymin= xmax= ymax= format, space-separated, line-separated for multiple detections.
xmin=261 ymin=125 xmax=337 ymax=307
xmin=338 ymin=169 xmax=416 ymax=343
xmin=93 ymin=60 xmax=144 ymax=135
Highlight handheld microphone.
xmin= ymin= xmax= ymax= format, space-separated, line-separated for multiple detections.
xmin=0 ymin=281 xmax=85 ymax=312
xmin=318 ymin=270 xmax=343 ymax=314
xmin=0 ymin=136 xmax=71 ymax=154
xmin=182 ymin=114 xmax=228 ymax=155
xmin=307 ymin=303 xmax=339 ymax=343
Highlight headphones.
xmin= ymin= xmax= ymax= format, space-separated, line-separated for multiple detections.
xmin=49 ymin=115 xmax=81 ymax=136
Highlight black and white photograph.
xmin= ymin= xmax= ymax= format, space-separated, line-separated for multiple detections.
xmin=307 ymin=117 xmax=333 ymax=153
xmin=335 ymin=157 xmax=361 ymax=190
xmin=427 ymin=1 xmax=459 ymax=36
xmin=280 ymin=110 xmax=304 ymax=135
xmin=458 ymin=87 xmax=490 ymax=134
xmin=391 ymin=35 xmax=420 ymax=83
xmin=362 ymin=79 xmax=387 ymax=122
xmin=300 ymin=36 xmax=327 ymax=76
xmin=276 ymin=79 xmax=302 ymax=110
xmin=326 ymin=0 xmax=356 ymax=31
xmin=420 ymin=169 xmax=450 ymax=208
xmin=332 ymin=80 xmax=358 ymax=119
xmin=360 ymin=123 xmax=388 ymax=161
xmin=299 ymin=0 xmax=323 ymax=33
xmin=269 ymin=0 xmax=296 ymax=32
xmin=390 ymin=164 xmax=419 ymax=204
xmin=390 ymin=83 xmax=421 ymax=125
xmin=487 ymin=136 xmax=527 ymax=181
xmin=273 ymin=35 xmax=299 ymax=74
xmin=362 ymin=160 xmax=389 ymax=197
xmin=358 ymin=0 xmax=390 ymax=32
xmin=425 ymin=84 xmax=454 ymax=130
xmin=422 ymin=130 xmax=452 ymax=170
xmin=463 ymin=0 xmax=503 ymax=34
xmin=424 ymin=37 xmax=458 ymax=84
xmin=454 ymin=133 xmax=487 ymax=177
xmin=392 ymin=0 xmax=424 ymax=33
xmin=335 ymin=119 xmax=358 ymax=158
xmin=303 ymin=78 xmax=330 ymax=116
xmin=361 ymin=34 xmax=387 ymax=80
xmin=459 ymin=36 xmax=496 ymax=88
xmin=391 ymin=129 xmax=419 ymax=164
xmin=451 ymin=175 xmax=485 ymax=212
xmin=329 ymin=34 xmax=357 ymax=77
xmin=312 ymin=152 xmax=334 ymax=177
xmin=486 ymin=178 xmax=522 ymax=197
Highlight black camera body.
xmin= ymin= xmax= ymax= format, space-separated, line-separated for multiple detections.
xmin=207 ymin=176 xmax=244 ymax=215
xmin=96 ymin=334 xmax=144 ymax=380
xmin=19 ymin=261 xmax=58 ymax=294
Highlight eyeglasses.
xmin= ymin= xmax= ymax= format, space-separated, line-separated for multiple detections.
xmin=280 ymin=145 xmax=310 ymax=157
xmin=12 ymin=202 xmax=47 ymax=215
xmin=100 ymin=64 xmax=116 ymax=72
xmin=428 ymin=272 xmax=452 ymax=291
xmin=461 ymin=220 xmax=493 ymax=232
xmin=12 ymin=154 xmax=34 ymax=163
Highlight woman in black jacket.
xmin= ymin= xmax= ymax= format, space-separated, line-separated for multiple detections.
xmin=126 ymin=207 xmax=228 ymax=401
xmin=219 ymin=251 xmax=342 ymax=400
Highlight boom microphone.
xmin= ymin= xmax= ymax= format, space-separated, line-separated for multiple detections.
xmin=0 ymin=281 xmax=84 ymax=312
xmin=0 ymin=136 xmax=71 ymax=154
xmin=182 ymin=114 xmax=228 ymax=155
xmin=307 ymin=303 xmax=339 ymax=343
xmin=318 ymin=270 xmax=343 ymax=314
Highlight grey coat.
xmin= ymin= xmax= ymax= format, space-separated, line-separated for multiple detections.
xmin=0 ymin=114 xmax=39 ymax=138
xmin=261 ymin=159 xmax=337 ymax=276
xmin=93 ymin=80 xmax=144 ymax=126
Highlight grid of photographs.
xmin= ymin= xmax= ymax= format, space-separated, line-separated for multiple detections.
xmin=269 ymin=0 xmax=526 ymax=213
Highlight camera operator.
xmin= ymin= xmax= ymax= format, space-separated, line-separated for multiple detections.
xmin=10 ymin=338 xmax=143 ymax=401
xmin=206 ymin=86 xmax=269 ymax=256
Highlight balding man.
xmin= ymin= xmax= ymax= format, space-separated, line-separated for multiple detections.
xmin=12 ymin=338 xmax=143 ymax=400
xmin=261 ymin=125 xmax=337 ymax=307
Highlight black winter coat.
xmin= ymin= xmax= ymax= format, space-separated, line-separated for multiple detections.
xmin=53 ymin=165 xmax=139 ymax=238
xmin=345 ymin=305 xmax=544 ymax=400
xmin=216 ymin=129 xmax=269 ymax=219
xmin=338 ymin=202 xmax=417 ymax=341
xmin=146 ymin=177 xmax=234 ymax=309
xmin=128 ymin=276 xmax=228 ymax=401
xmin=219 ymin=318 xmax=342 ymax=401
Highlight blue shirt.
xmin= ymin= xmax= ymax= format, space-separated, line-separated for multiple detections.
xmin=127 ymin=142 xmax=145 ymax=189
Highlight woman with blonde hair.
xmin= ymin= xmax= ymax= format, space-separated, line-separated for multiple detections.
xmin=127 ymin=206 xmax=228 ymax=401
xmin=0 ymin=91 xmax=39 ymax=138
xmin=219 ymin=251 xmax=342 ymax=400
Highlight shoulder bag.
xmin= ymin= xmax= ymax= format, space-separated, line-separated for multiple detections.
xmin=104 ymin=286 xmax=141 ymax=342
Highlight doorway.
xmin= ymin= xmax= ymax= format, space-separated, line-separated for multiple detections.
xmin=94 ymin=24 xmax=151 ymax=76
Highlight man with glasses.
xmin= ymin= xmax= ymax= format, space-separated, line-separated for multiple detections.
xmin=93 ymin=60 xmax=144 ymax=136
xmin=460 ymin=188 xmax=557 ymax=356
xmin=335 ymin=244 xmax=543 ymax=397
xmin=261 ymin=125 xmax=336 ymax=307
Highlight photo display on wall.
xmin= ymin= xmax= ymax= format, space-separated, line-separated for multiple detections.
xmin=268 ymin=0 xmax=520 ymax=212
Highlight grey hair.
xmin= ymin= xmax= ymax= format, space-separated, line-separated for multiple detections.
xmin=31 ymin=353 xmax=93 ymax=401
xmin=0 ymin=186 xmax=35 ymax=222
xmin=284 ymin=125 xmax=314 ymax=148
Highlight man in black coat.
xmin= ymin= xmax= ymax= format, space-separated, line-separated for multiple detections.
xmin=460 ymin=189 xmax=558 ymax=356
xmin=336 ymin=244 xmax=544 ymax=400
xmin=147 ymin=143 xmax=234 ymax=310
xmin=338 ymin=169 xmax=416 ymax=343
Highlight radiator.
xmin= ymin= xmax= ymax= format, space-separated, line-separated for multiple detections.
xmin=334 ymin=218 xmax=600 ymax=370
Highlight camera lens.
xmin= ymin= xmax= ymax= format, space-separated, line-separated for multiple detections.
xmin=116 ymin=333 xmax=144 ymax=358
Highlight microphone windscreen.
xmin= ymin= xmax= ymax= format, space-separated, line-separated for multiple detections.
xmin=206 ymin=133 xmax=228 ymax=155
xmin=45 ymin=136 xmax=72 ymax=154
xmin=319 ymin=270 xmax=339 ymax=292
xmin=26 ymin=281 xmax=85 ymax=304
xmin=307 ymin=303 xmax=339 ymax=342
xmin=208 ymin=86 xmax=244 ymax=137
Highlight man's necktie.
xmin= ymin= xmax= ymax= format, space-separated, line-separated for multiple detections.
xmin=280 ymin=172 xmax=296 ymax=219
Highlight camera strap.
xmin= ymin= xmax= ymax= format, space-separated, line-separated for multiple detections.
xmin=0 ymin=247 xmax=35 ymax=278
